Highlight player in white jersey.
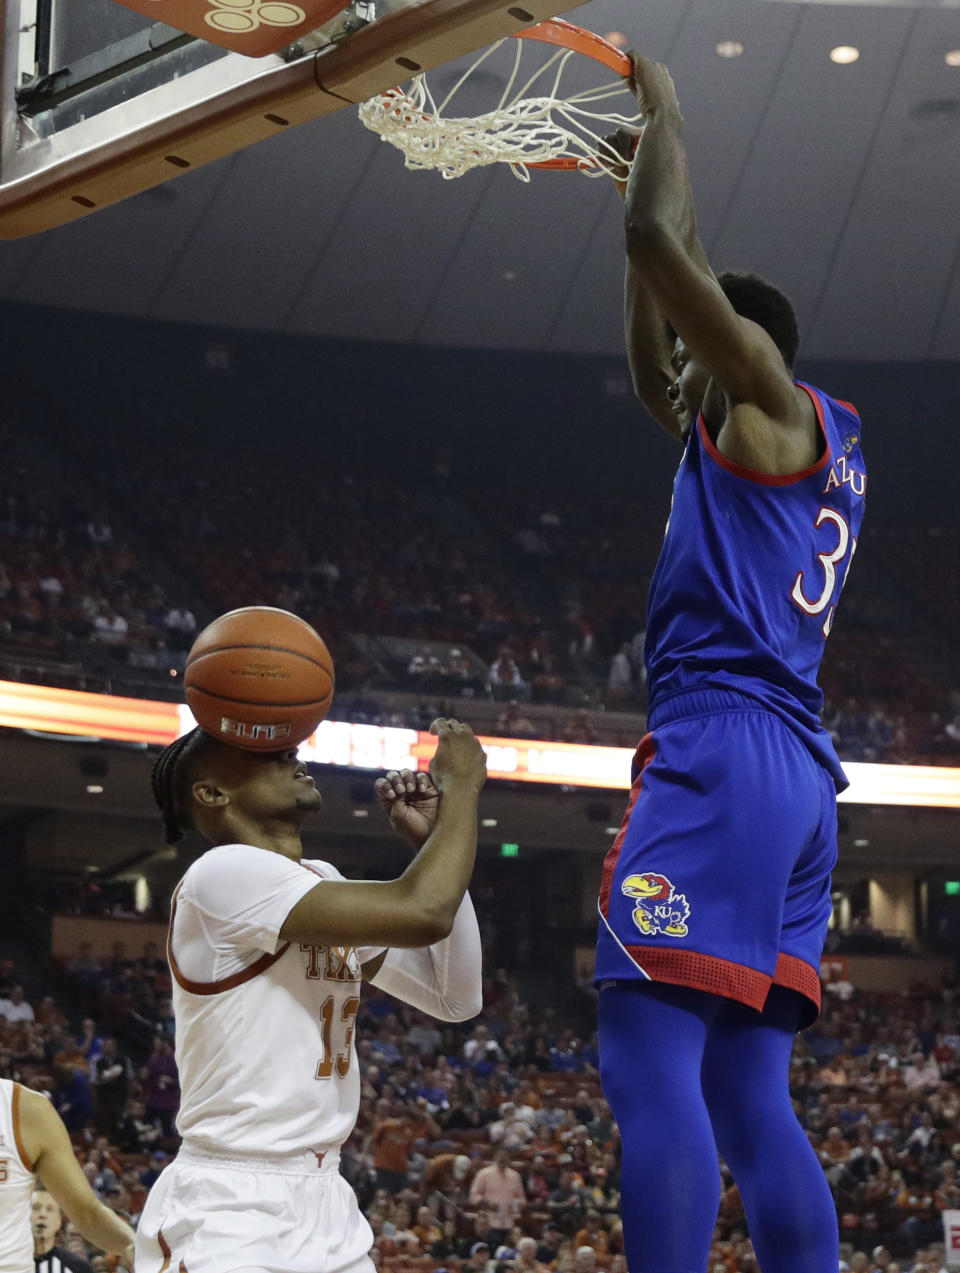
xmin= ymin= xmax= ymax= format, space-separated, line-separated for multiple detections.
xmin=138 ymin=716 xmax=487 ymax=1273
xmin=0 ymin=1079 xmax=135 ymax=1273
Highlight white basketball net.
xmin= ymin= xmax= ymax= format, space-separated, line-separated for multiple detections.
xmin=358 ymin=37 xmax=642 ymax=182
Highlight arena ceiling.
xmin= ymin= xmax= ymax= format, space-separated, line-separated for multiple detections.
xmin=0 ymin=0 xmax=959 ymax=362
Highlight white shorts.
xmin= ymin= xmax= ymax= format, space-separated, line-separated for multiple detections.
xmin=135 ymin=1144 xmax=375 ymax=1273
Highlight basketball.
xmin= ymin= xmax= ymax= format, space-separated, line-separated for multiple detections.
xmin=184 ymin=606 xmax=334 ymax=751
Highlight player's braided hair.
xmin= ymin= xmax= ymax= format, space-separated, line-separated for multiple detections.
xmin=150 ymin=727 xmax=208 ymax=845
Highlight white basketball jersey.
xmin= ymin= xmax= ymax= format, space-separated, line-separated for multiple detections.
xmin=169 ymin=846 xmax=383 ymax=1158
xmin=0 ymin=1080 xmax=35 ymax=1273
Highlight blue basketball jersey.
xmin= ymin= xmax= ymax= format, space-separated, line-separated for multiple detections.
xmin=644 ymin=383 xmax=866 ymax=790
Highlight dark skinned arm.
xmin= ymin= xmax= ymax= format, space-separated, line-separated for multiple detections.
xmin=360 ymin=768 xmax=482 ymax=1023
xmin=624 ymin=259 xmax=683 ymax=440
xmin=606 ymin=125 xmax=713 ymax=441
xmin=623 ymin=57 xmax=799 ymax=425
xmin=280 ymin=720 xmax=485 ymax=949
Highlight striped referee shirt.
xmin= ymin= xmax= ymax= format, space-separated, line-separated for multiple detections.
xmin=34 ymin=1246 xmax=93 ymax=1273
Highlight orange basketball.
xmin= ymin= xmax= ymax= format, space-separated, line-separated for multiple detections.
xmin=184 ymin=606 xmax=334 ymax=751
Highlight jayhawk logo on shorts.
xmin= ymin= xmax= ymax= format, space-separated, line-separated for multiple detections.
xmin=621 ymin=872 xmax=690 ymax=938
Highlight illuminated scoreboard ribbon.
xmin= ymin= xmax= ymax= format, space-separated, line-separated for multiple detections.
xmin=0 ymin=679 xmax=958 ymax=808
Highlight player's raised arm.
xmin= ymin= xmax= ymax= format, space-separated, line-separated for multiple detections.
xmin=21 ymin=1087 xmax=136 ymax=1267
xmin=622 ymin=56 xmax=798 ymax=425
xmin=280 ymin=719 xmax=486 ymax=949
xmin=355 ymin=766 xmax=484 ymax=1022
xmin=604 ymin=126 xmax=710 ymax=442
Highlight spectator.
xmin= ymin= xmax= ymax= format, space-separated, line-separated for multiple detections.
xmin=372 ymin=1103 xmax=414 ymax=1193
xmin=457 ymin=1211 xmax=496 ymax=1258
xmin=496 ymin=701 xmax=538 ymax=740
xmin=92 ymin=609 xmax=128 ymax=646
xmin=137 ymin=941 xmax=166 ymax=979
xmin=423 ymin=1151 xmax=473 ymax=1201
xmin=468 ymin=1240 xmax=492 ymax=1270
xmin=406 ymin=1012 xmax=443 ymax=1058
xmin=66 ymin=945 xmax=100 ymax=984
xmin=52 ymin=1063 xmax=94 ymax=1133
xmin=488 ymin=653 xmax=530 ymax=703
xmin=165 ymin=605 xmax=196 ymax=635
xmin=549 ymin=1034 xmax=581 ymax=1072
xmin=143 ymin=1036 xmax=179 ymax=1136
xmin=489 ymin=1102 xmax=535 ymax=1150
xmin=139 ymin=1150 xmax=169 ymax=1189
xmin=905 ymin=1052 xmax=942 ymax=1092
xmin=412 ymin=1204 xmax=443 ymax=1248
xmin=35 ymin=996 xmax=68 ymax=1029
xmin=92 ymin=1037 xmax=131 ymax=1133
xmin=548 ymin=1169 xmax=581 ymax=1225
xmin=114 ymin=1098 xmax=160 ymax=1154
xmin=575 ymin=1247 xmax=598 ymax=1273
xmin=0 ymin=985 xmax=35 ymax=1023
xmin=77 ymin=1019 xmax=104 ymax=1066
xmin=848 ymin=1127 xmax=885 ymax=1182
xmin=606 ymin=643 xmax=634 ymax=705
xmin=536 ymin=1223 xmax=564 ymax=1265
xmin=464 ymin=1025 xmax=503 ymax=1066
xmin=469 ymin=1147 xmax=527 ymax=1244
xmin=516 ymin=1236 xmax=550 ymax=1273
xmin=574 ymin=1211 xmax=610 ymax=1256
xmin=559 ymin=712 xmax=598 ymax=746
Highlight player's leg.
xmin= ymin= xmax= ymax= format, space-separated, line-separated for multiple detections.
xmin=596 ymin=700 xmax=826 ymax=1269
xmin=701 ymin=760 xmax=840 ymax=1273
xmin=598 ymin=979 xmax=723 ymax=1272
xmin=701 ymin=987 xmax=838 ymax=1273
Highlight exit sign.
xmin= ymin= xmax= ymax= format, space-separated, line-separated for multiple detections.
xmin=946 ymin=882 xmax=960 ymax=896
xmin=501 ymin=843 xmax=519 ymax=858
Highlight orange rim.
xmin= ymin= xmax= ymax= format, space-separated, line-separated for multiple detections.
xmin=512 ymin=19 xmax=632 ymax=77
xmin=510 ymin=19 xmax=633 ymax=171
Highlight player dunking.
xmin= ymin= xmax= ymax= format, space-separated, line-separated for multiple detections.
xmin=137 ymin=717 xmax=486 ymax=1273
xmin=594 ymin=56 xmax=866 ymax=1273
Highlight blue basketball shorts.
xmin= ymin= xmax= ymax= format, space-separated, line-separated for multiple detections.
xmin=595 ymin=688 xmax=838 ymax=1028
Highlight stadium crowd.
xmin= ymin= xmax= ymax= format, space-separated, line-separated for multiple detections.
xmin=1 ymin=426 xmax=957 ymax=765
xmin=0 ymin=425 xmax=200 ymax=683
xmin=3 ymin=929 xmax=960 ymax=1271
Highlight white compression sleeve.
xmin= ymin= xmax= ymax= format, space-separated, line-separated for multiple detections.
xmin=368 ymin=892 xmax=482 ymax=1022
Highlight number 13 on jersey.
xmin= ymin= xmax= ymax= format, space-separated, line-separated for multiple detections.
xmin=316 ymin=996 xmax=360 ymax=1080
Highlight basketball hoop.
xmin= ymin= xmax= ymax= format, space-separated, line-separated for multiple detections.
xmin=357 ymin=19 xmax=641 ymax=182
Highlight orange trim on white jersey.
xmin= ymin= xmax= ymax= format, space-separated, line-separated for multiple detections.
xmin=166 ymin=882 xmax=290 ymax=997
xmin=11 ymin=1083 xmax=33 ymax=1172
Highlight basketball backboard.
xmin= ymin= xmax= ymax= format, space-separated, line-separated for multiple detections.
xmin=0 ymin=0 xmax=588 ymax=238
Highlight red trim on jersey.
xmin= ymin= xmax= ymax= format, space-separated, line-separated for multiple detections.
xmin=621 ymin=945 xmax=771 ymax=1011
xmin=166 ymin=881 xmax=291 ymax=997
xmin=774 ymin=952 xmax=822 ymax=1014
xmin=11 ymin=1082 xmax=33 ymax=1171
xmin=835 ymin=399 xmax=860 ymax=419
xmin=598 ymin=734 xmax=656 ymax=919
xmin=697 ymin=383 xmax=831 ymax=486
